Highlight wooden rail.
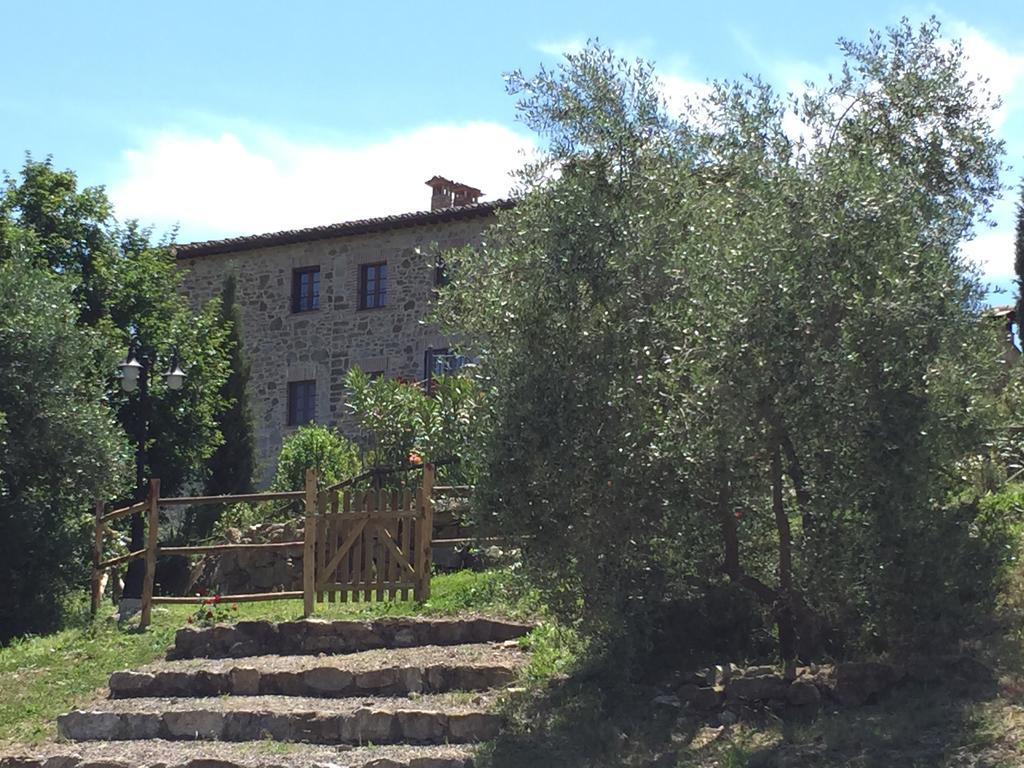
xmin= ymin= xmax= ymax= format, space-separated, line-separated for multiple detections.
xmin=91 ymin=465 xmax=438 ymax=628
xmin=97 ymin=548 xmax=147 ymax=569
xmin=152 ymin=591 xmax=303 ymax=604
xmin=159 ymin=542 xmax=304 ymax=556
xmin=99 ymin=500 xmax=148 ymax=524
xmin=159 ymin=491 xmax=304 ymax=506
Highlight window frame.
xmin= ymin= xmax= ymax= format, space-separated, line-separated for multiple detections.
xmin=358 ymin=262 xmax=388 ymax=310
xmin=286 ymin=379 xmax=317 ymax=426
xmin=291 ymin=266 xmax=321 ymax=313
xmin=434 ymin=256 xmax=449 ymax=288
xmin=424 ymin=347 xmax=466 ymax=393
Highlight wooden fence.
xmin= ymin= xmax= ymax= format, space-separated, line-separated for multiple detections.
xmin=90 ymin=464 xmax=436 ymax=628
xmin=311 ymin=464 xmax=434 ymax=611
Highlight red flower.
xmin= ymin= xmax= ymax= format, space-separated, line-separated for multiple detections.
xmin=212 ymin=594 xmax=222 ymax=603
xmin=734 ymin=510 xmax=743 ymax=519
xmin=408 ymin=452 xmax=422 ymax=465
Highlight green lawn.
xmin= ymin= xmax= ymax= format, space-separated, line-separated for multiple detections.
xmin=0 ymin=569 xmax=535 ymax=745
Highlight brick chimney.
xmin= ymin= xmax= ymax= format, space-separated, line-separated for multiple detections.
xmin=425 ymin=176 xmax=482 ymax=210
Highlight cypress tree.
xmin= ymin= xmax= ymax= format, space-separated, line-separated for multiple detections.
xmin=188 ymin=274 xmax=256 ymax=538
xmin=1016 ymin=182 xmax=1024 ymax=328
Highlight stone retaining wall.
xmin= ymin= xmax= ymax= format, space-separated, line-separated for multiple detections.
xmin=653 ymin=655 xmax=997 ymax=722
xmin=169 ymin=618 xmax=534 ymax=660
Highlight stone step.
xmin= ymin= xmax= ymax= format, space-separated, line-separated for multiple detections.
xmin=57 ymin=693 xmax=501 ymax=745
xmin=0 ymin=740 xmax=474 ymax=767
xmin=110 ymin=643 xmax=524 ymax=698
xmin=169 ymin=617 xmax=533 ymax=660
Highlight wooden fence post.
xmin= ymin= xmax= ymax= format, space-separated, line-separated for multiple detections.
xmin=139 ymin=479 xmax=160 ymax=629
xmin=415 ymin=463 xmax=435 ymax=602
xmin=90 ymin=500 xmax=105 ymax=616
xmin=303 ymin=468 xmax=318 ymax=617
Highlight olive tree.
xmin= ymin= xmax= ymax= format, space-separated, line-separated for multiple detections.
xmin=437 ymin=19 xmax=1008 ymax=664
xmin=0 ymin=260 xmax=131 ymax=640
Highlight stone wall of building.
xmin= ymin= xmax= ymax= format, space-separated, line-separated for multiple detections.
xmin=178 ymin=216 xmax=491 ymax=485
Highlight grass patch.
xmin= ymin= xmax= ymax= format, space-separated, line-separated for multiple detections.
xmin=482 ymin=675 xmax=1024 ymax=768
xmin=0 ymin=568 xmax=533 ymax=746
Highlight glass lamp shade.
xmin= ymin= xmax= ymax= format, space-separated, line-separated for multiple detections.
xmin=120 ymin=357 xmax=142 ymax=392
xmin=165 ymin=364 xmax=186 ymax=391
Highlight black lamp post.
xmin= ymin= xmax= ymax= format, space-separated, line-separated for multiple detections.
xmin=118 ymin=342 xmax=186 ymax=604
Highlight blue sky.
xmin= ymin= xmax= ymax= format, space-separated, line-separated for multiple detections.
xmin=3 ymin=1 xmax=1022 ymax=300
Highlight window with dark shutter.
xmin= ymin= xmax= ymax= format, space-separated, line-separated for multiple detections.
xmin=292 ymin=267 xmax=320 ymax=312
xmin=434 ymin=256 xmax=449 ymax=287
xmin=359 ymin=262 xmax=387 ymax=309
xmin=287 ymin=380 xmax=316 ymax=425
xmin=424 ymin=348 xmax=467 ymax=393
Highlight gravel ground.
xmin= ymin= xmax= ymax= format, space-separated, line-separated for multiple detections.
xmin=66 ymin=691 xmax=498 ymax=715
xmin=136 ymin=642 xmax=526 ymax=675
xmin=0 ymin=739 xmax=474 ymax=767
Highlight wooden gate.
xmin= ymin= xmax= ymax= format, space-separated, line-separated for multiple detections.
xmin=303 ymin=464 xmax=434 ymax=612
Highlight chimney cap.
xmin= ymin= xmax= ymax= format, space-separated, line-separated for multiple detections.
xmin=425 ymin=175 xmax=483 ymax=197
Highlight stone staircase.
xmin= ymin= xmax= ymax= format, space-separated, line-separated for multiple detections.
xmin=2 ymin=617 xmax=533 ymax=768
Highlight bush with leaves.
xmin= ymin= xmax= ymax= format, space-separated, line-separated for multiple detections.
xmin=0 ymin=259 xmax=131 ymax=641
xmin=344 ymin=367 xmax=485 ymax=486
xmin=436 ymin=21 xmax=1011 ymax=665
xmin=271 ymin=424 xmax=361 ymax=491
xmin=1 ymin=156 xmax=233 ymax=599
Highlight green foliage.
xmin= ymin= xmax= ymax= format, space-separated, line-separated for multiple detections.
xmin=1015 ymin=181 xmax=1024 ymax=324
xmin=437 ymin=20 xmax=1010 ymax=664
xmin=344 ymin=367 xmax=485 ymax=484
xmin=272 ymin=424 xmax=361 ymax=491
xmin=189 ymin=274 xmax=258 ymax=539
xmin=203 ymin=274 xmax=256 ymax=497
xmin=519 ymin=622 xmax=582 ymax=682
xmin=212 ymin=500 xmax=288 ymax=538
xmin=0 ymin=156 xmax=232 ymax=498
xmin=188 ymin=594 xmax=239 ymax=627
xmin=0 ymin=259 xmax=131 ymax=642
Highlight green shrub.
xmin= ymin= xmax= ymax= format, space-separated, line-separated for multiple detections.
xmin=344 ymin=367 xmax=485 ymax=486
xmin=271 ymin=424 xmax=361 ymax=491
xmin=0 ymin=260 xmax=130 ymax=642
xmin=436 ymin=27 xmax=1010 ymax=666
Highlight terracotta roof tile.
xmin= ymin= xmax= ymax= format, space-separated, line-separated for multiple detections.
xmin=171 ymin=199 xmax=513 ymax=259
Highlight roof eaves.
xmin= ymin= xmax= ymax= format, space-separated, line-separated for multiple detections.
xmin=172 ymin=199 xmax=513 ymax=259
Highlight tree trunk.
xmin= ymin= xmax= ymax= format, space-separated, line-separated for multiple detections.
xmin=717 ymin=459 xmax=777 ymax=605
xmin=778 ymin=428 xmax=813 ymax=534
xmin=771 ymin=442 xmax=797 ymax=663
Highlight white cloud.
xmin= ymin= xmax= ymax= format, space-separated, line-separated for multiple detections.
xmin=960 ymin=229 xmax=1015 ymax=280
xmin=658 ymin=73 xmax=713 ymax=118
xmin=109 ymin=122 xmax=536 ymax=242
xmin=949 ymin=21 xmax=1024 ymax=130
xmin=535 ymin=37 xmax=587 ymax=58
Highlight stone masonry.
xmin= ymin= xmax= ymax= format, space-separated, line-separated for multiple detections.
xmin=175 ymin=180 xmax=504 ymax=485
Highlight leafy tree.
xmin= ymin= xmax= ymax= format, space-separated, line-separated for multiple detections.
xmin=272 ymin=424 xmax=361 ymax=492
xmin=437 ymin=21 xmax=1007 ymax=666
xmin=185 ymin=275 xmax=258 ymax=539
xmin=1 ymin=156 xmax=232 ymax=598
xmin=0 ymin=259 xmax=131 ymax=640
xmin=1016 ymin=181 xmax=1024 ymax=331
xmin=344 ymin=368 xmax=485 ymax=485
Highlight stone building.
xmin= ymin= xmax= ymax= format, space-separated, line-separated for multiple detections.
xmin=174 ymin=177 xmax=506 ymax=485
